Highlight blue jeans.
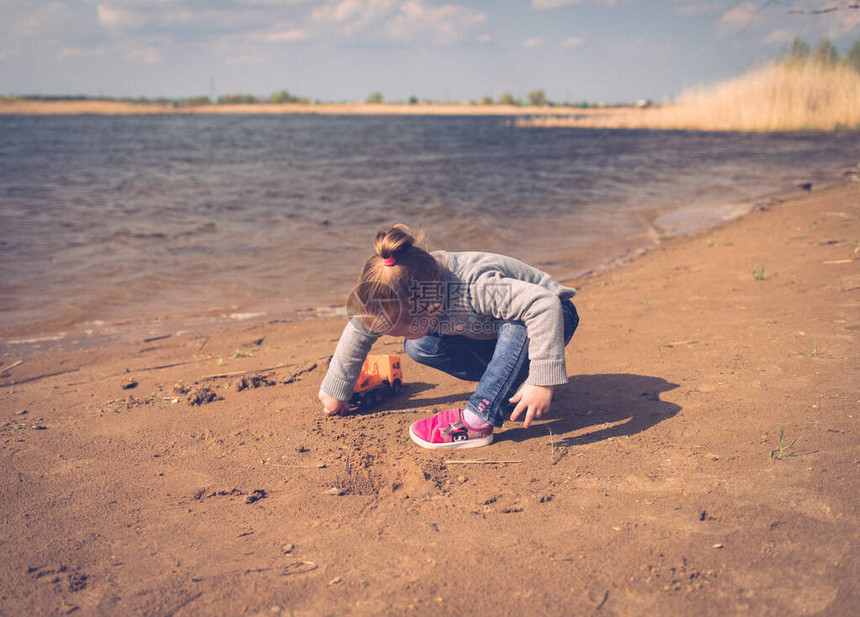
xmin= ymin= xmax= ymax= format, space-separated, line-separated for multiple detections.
xmin=404 ymin=299 xmax=579 ymax=428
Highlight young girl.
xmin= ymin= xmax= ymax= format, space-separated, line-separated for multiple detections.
xmin=318 ymin=224 xmax=579 ymax=449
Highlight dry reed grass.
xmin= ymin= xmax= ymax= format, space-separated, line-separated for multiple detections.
xmin=674 ymin=60 xmax=860 ymax=131
xmin=518 ymin=61 xmax=860 ymax=132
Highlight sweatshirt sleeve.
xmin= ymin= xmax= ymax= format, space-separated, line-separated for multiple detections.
xmin=320 ymin=320 xmax=380 ymax=401
xmin=468 ymin=271 xmax=568 ymax=386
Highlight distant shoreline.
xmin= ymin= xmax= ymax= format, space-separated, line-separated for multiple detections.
xmin=0 ymin=98 xmax=620 ymax=118
xmin=4 ymin=98 xmax=855 ymax=132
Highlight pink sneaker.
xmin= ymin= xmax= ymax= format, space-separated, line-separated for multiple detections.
xmin=409 ymin=408 xmax=494 ymax=449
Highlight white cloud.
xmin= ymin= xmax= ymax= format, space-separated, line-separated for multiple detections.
xmin=311 ymin=0 xmax=486 ymax=44
xmin=561 ymin=35 xmax=584 ymax=47
xmin=312 ymin=0 xmax=364 ymax=23
xmin=764 ymin=29 xmax=794 ymax=44
xmin=259 ymin=28 xmax=309 ymax=42
xmin=523 ymin=36 xmax=543 ymax=47
xmin=532 ymin=0 xmax=620 ymax=9
xmin=225 ymin=53 xmax=268 ymax=65
xmin=532 ymin=0 xmax=579 ymax=7
xmin=387 ymin=0 xmax=487 ymax=44
xmin=96 ymin=4 xmax=220 ymax=33
xmin=17 ymin=1 xmax=102 ymax=43
xmin=57 ymin=46 xmax=106 ymax=60
xmin=58 ymin=48 xmax=83 ymax=60
xmin=237 ymin=0 xmax=309 ymax=5
xmin=6 ymin=2 xmax=107 ymax=57
xmin=311 ymin=0 xmax=398 ymax=30
xmin=717 ymin=3 xmax=758 ymax=33
xmin=96 ymin=2 xmax=276 ymax=35
xmin=97 ymin=5 xmax=137 ymax=29
xmin=126 ymin=45 xmax=161 ymax=64
xmin=673 ymin=1 xmax=721 ymax=18
xmin=476 ymin=33 xmax=491 ymax=43
xmin=18 ymin=2 xmax=66 ymax=34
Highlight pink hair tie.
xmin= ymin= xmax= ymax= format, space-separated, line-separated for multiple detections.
xmin=382 ymin=256 xmax=396 ymax=267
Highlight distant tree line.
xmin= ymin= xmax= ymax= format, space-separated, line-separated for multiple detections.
xmin=8 ymin=88 xmax=614 ymax=109
xmin=394 ymin=90 xmax=603 ymax=108
xmin=9 ymin=90 xmax=589 ymax=108
xmin=780 ymin=36 xmax=860 ymax=71
xmin=4 ymin=90 xmax=313 ymax=106
xmin=217 ymin=90 xmax=311 ymax=105
xmin=474 ymin=90 xmax=603 ymax=108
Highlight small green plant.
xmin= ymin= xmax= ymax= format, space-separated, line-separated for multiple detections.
xmin=233 ymin=348 xmax=253 ymax=359
xmin=806 ymin=336 xmax=826 ymax=358
xmin=808 ymin=336 xmax=821 ymax=358
xmin=770 ymin=427 xmax=800 ymax=460
xmin=706 ymin=235 xmax=717 ymax=247
xmin=752 ymin=266 xmax=767 ymax=281
xmin=797 ymin=336 xmax=824 ymax=359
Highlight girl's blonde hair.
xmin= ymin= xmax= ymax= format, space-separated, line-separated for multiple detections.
xmin=348 ymin=224 xmax=445 ymax=331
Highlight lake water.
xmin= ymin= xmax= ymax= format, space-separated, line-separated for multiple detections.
xmin=1 ymin=114 xmax=857 ymax=351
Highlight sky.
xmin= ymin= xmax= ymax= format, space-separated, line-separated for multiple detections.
xmin=1 ymin=0 xmax=858 ymax=103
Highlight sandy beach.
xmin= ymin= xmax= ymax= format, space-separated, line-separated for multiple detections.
xmin=1 ymin=181 xmax=858 ymax=615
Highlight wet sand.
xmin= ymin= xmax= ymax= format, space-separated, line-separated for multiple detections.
xmin=1 ymin=182 xmax=858 ymax=616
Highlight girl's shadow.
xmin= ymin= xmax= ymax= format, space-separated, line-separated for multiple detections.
xmin=497 ymin=373 xmax=681 ymax=445
xmin=344 ymin=381 xmax=472 ymax=416
xmin=344 ymin=374 xmax=681 ymax=448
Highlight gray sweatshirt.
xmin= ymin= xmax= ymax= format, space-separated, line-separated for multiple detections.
xmin=320 ymin=250 xmax=577 ymax=402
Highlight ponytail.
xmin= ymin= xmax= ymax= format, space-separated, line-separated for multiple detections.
xmin=348 ymin=224 xmax=445 ymax=330
xmin=373 ymin=223 xmax=415 ymax=262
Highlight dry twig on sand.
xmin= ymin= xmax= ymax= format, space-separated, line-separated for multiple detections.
xmin=444 ymin=459 xmax=523 ymax=465
xmin=0 ymin=360 xmax=24 ymax=375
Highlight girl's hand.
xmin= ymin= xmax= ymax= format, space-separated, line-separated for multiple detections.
xmin=319 ymin=390 xmax=349 ymax=416
xmin=509 ymin=384 xmax=554 ymax=428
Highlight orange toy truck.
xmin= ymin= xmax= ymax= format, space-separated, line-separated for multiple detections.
xmin=350 ymin=354 xmax=403 ymax=408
